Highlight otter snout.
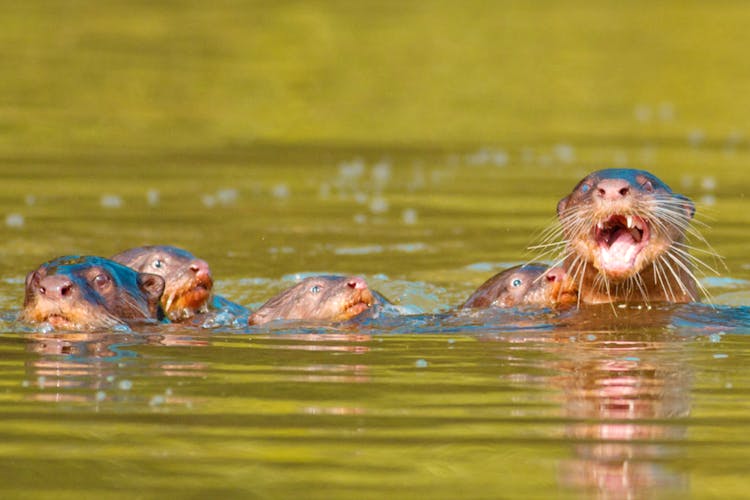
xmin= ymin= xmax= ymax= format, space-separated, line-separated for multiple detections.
xmin=595 ymin=178 xmax=632 ymax=201
xmin=189 ymin=259 xmax=212 ymax=279
xmin=545 ymin=267 xmax=567 ymax=283
xmin=346 ymin=277 xmax=368 ymax=290
xmin=36 ymin=275 xmax=76 ymax=300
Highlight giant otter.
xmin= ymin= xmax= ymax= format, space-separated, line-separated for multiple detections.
xmin=461 ymin=264 xmax=577 ymax=309
xmin=549 ymin=168 xmax=708 ymax=304
xmin=248 ymin=275 xmax=382 ymax=326
xmin=111 ymin=245 xmax=245 ymax=321
xmin=21 ymin=256 xmax=165 ymax=330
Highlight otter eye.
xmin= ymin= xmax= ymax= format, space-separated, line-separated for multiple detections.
xmin=93 ymin=274 xmax=109 ymax=287
xmin=152 ymin=259 xmax=164 ymax=269
xmin=642 ymin=180 xmax=654 ymax=192
xmin=581 ymin=184 xmax=591 ymax=193
xmin=310 ymin=285 xmax=321 ymax=294
xmin=511 ymin=279 xmax=523 ymax=287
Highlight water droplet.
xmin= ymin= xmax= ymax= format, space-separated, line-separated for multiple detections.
xmin=147 ymin=189 xmax=160 ymax=206
xmin=271 ymin=184 xmax=290 ymax=199
xmin=415 ymin=359 xmax=428 ymax=368
xmin=701 ymin=176 xmax=717 ymax=191
xmin=709 ymin=333 xmax=722 ymax=343
xmin=658 ymin=102 xmax=675 ymax=121
xmin=688 ymin=129 xmax=705 ymax=147
xmin=149 ymin=395 xmax=166 ymax=406
xmin=118 ymin=380 xmax=133 ymax=391
xmin=353 ymin=214 xmax=367 ymax=224
xmin=634 ymin=104 xmax=652 ymax=122
xmin=217 ymin=188 xmax=239 ymax=205
xmin=100 ymin=195 xmax=123 ymax=209
xmin=554 ymin=144 xmax=575 ymax=163
xmin=402 ymin=208 xmax=418 ymax=225
xmin=95 ymin=391 xmax=107 ymax=402
xmin=713 ymin=353 xmax=728 ymax=359
xmin=5 ymin=213 xmax=24 ymax=228
xmin=201 ymin=194 xmax=216 ymax=208
xmin=369 ymin=196 xmax=388 ymax=214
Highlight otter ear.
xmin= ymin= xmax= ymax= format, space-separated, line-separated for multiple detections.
xmin=675 ymin=194 xmax=696 ymax=219
xmin=25 ymin=269 xmax=39 ymax=289
xmin=557 ymin=196 xmax=570 ymax=218
xmin=137 ymin=273 xmax=165 ymax=302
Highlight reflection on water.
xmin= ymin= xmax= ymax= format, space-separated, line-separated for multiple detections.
xmin=5 ymin=300 xmax=749 ymax=497
xmin=555 ymin=334 xmax=690 ymax=497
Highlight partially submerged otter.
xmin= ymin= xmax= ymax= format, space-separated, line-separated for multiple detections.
xmin=545 ymin=168 xmax=712 ymax=304
xmin=461 ymin=264 xmax=577 ymax=309
xmin=112 ymin=245 xmax=245 ymax=321
xmin=248 ymin=275 xmax=382 ymax=326
xmin=22 ymin=256 xmax=165 ymax=330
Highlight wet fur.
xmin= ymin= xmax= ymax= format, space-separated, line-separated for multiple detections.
xmin=531 ymin=169 xmax=721 ymax=305
xmin=248 ymin=276 xmax=377 ymax=325
xmin=22 ymin=256 xmax=165 ymax=330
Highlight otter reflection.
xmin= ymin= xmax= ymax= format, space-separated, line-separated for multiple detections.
xmin=553 ymin=307 xmax=691 ymax=497
xmin=25 ymin=328 xmax=210 ymax=404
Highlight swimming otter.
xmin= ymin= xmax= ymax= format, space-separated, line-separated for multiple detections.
xmin=111 ymin=245 xmax=245 ymax=321
xmin=248 ymin=275 xmax=381 ymax=326
xmin=21 ymin=256 xmax=165 ymax=330
xmin=546 ymin=168 xmax=709 ymax=304
xmin=461 ymin=264 xmax=577 ymax=309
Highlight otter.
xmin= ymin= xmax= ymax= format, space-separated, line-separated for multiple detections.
xmin=111 ymin=245 xmax=246 ymax=321
xmin=21 ymin=256 xmax=165 ymax=330
xmin=547 ymin=168 xmax=708 ymax=304
xmin=248 ymin=275 xmax=383 ymax=326
xmin=461 ymin=264 xmax=577 ymax=309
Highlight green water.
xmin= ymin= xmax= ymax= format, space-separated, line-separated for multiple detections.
xmin=1 ymin=1 xmax=750 ymax=498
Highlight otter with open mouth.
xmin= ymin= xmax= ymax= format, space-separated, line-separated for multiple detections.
xmin=21 ymin=256 xmax=165 ymax=330
xmin=538 ymin=168 xmax=716 ymax=304
xmin=248 ymin=275 xmax=383 ymax=326
xmin=461 ymin=264 xmax=577 ymax=309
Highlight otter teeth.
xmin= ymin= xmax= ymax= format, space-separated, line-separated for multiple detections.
xmin=626 ymin=215 xmax=634 ymax=228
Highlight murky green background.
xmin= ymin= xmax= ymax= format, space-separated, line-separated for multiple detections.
xmin=1 ymin=1 xmax=750 ymax=498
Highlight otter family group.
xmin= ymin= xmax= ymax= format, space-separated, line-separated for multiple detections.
xmin=21 ymin=169 xmax=705 ymax=331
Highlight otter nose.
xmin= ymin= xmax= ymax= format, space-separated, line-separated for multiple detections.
xmin=189 ymin=259 xmax=211 ymax=276
xmin=545 ymin=267 xmax=567 ymax=283
xmin=596 ymin=179 xmax=632 ymax=200
xmin=38 ymin=275 xmax=75 ymax=299
xmin=346 ymin=277 xmax=368 ymax=290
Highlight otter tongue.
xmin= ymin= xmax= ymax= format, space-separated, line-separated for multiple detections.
xmin=601 ymin=229 xmax=638 ymax=271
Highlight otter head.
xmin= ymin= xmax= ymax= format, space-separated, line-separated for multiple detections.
xmin=248 ymin=275 xmax=375 ymax=326
xmin=462 ymin=264 xmax=577 ymax=309
xmin=111 ymin=245 xmax=213 ymax=321
xmin=557 ymin=169 xmax=695 ymax=283
xmin=21 ymin=255 xmax=165 ymax=330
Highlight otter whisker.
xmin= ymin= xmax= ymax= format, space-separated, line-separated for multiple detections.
xmin=663 ymin=250 xmax=712 ymax=303
xmin=668 ymin=245 xmax=722 ymax=275
xmin=653 ymin=260 xmax=677 ymax=302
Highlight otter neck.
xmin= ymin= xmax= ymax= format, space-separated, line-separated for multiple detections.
xmin=565 ymin=255 xmax=698 ymax=304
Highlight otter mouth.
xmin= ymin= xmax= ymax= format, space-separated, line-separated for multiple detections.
xmin=45 ymin=314 xmax=71 ymax=328
xmin=339 ymin=290 xmax=374 ymax=319
xmin=594 ymin=214 xmax=650 ymax=276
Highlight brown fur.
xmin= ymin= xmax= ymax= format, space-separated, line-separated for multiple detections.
xmin=22 ymin=256 xmax=164 ymax=330
xmin=248 ymin=275 xmax=377 ymax=326
xmin=111 ymin=245 xmax=213 ymax=321
xmin=462 ymin=264 xmax=577 ymax=309
xmin=550 ymin=169 xmax=702 ymax=304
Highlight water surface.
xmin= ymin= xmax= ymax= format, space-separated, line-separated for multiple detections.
xmin=2 ymin=1 xmax=750 ymax=498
